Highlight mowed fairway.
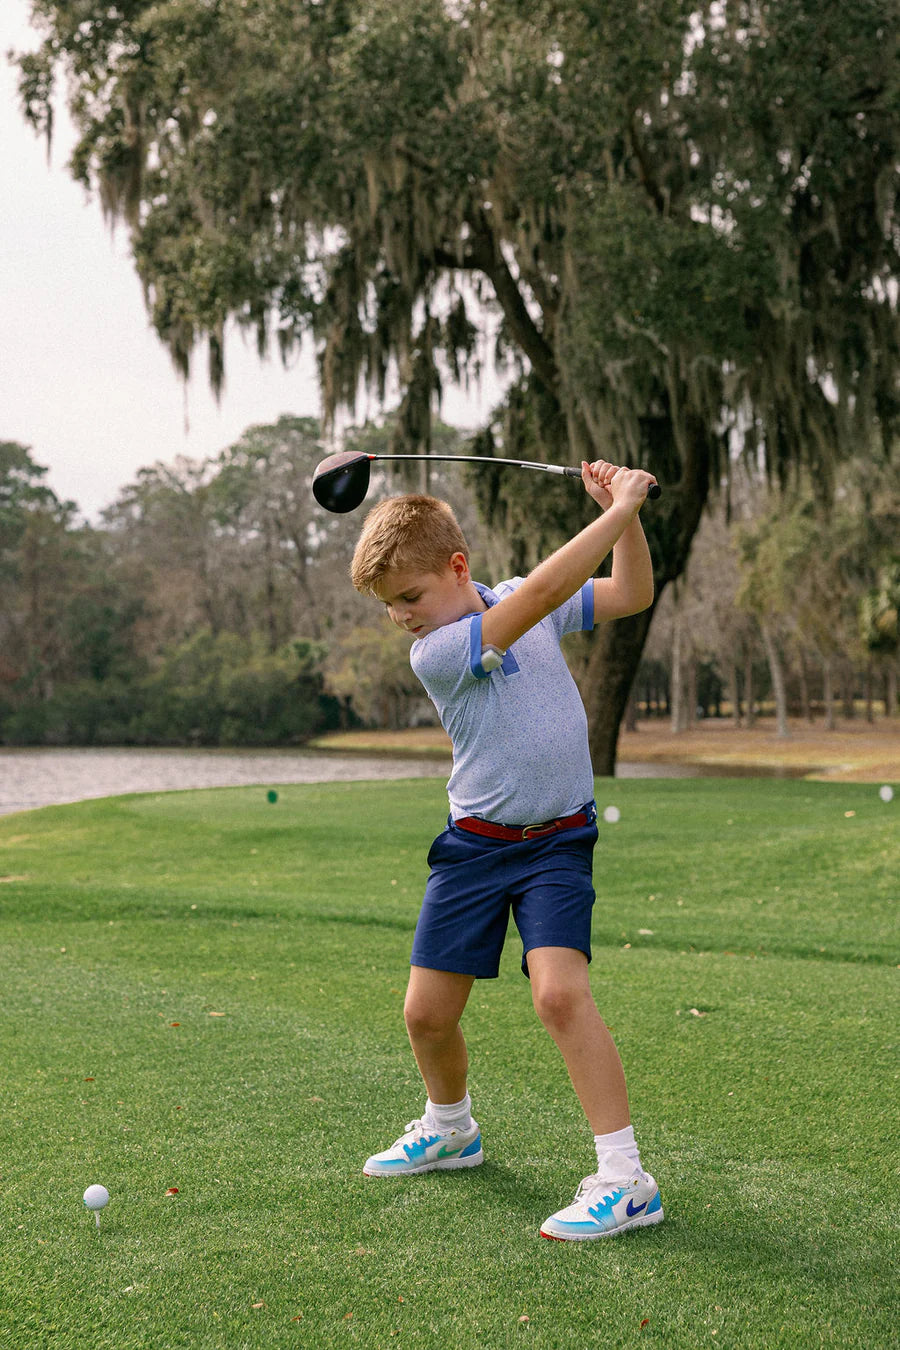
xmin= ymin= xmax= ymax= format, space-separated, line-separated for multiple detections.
xmin=1 ymin=778 xmax=897 ymax=1349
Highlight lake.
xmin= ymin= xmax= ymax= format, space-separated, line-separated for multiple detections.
xmin=0 ymin=745 xmax=783 ymax=817
xmin=0 ymin=746 xmax=452 ymax=817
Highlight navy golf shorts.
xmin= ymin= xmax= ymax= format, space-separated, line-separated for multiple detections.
xmin=410 ymin=808 xmax=599 ymax=979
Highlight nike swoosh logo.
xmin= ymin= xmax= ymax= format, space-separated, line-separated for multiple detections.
xmin=626 ymin=1199 xmax=648 ymax=1217
xmin=436 ymin=1144 xmax=464 ymax=1159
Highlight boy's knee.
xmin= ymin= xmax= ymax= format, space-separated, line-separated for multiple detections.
xmin=404 ymin=997 xmax=456 ymax=1043
xmin=532 ymin=982 xmax=591 ymax=1035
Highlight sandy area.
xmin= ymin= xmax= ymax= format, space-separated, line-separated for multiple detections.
xmin=618 ymin=717 xmax=900 ymax=782
xmin=312 ymin=717 xmax=900 ymax=783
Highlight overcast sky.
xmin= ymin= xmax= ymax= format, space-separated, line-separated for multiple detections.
xmin=1 ymin=0 xmax=499 ymax=521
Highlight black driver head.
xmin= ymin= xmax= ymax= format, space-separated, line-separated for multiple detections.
xmin=312 ymin=451 xmax=372 ymax=513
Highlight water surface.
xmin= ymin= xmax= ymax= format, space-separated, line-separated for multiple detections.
xmin=0 ymin=745 xmax=804 ymax=817
xmin=0 ymin=746 xmax=450 ymax=817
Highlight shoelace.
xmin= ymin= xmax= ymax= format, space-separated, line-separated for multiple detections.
xmin=398 ymin=1118 xmax=436 ymax=1144
xmin=576 ymin=1172 xmax=633 ymax=1205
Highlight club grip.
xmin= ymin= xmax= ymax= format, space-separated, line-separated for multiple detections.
xmin=564 ymin=466 xmax=662 ymax=499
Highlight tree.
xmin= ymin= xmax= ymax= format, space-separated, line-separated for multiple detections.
xmin=18 ymin=0 xmax=899 ymax=768
xmin=101 ymin=455 xmax=234 ymax=646
xmin=325 ymin=624 xmax=426 ymax=730
xmin=645 ymin=505 xmax=752 ymax=732
xmin=133 ymin=629 xmax=335 ymax=745
xmin=860 ymin=564 xmax=900 ymax=717
xmin=0 ymin=444 xmax=151 ymax=740
xmin=210 ymin=415 xmax=335 ymax=645
xmin=645 ymin=452 xmax=900 ymax=732
xmin=0 ymin=441 xmax=62 ymax=589
xmin=0 ymin=441 xmax=79 ymax=697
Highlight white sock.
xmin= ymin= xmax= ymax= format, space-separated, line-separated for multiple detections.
xmin=594 ymin=1124 xmax=641 ymax=1174
xmin=424 ymin=1093 xmax=473 ymax=1133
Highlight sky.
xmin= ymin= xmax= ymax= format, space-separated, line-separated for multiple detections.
xmin=0 ymin=0 xmax=500 ymax=522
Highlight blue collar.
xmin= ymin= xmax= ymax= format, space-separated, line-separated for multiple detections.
xmin=473 ymin=581 xmax=499 ymax=608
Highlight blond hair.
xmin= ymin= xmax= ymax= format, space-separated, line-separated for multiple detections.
xmin=351 ymin=495 xmax=470 ymax=595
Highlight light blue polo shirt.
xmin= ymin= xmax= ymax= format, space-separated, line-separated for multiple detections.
xmin=409 ymin=578 xmax=596 ymax=824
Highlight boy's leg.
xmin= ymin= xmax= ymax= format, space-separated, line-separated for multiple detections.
xmin=404 ymin=964 xmax=475 ymax=1104
xmin=528 ymin=945 xmax=664 ymax=1239
xmin=526 ymin=946 xmax=629 ymax=1134
xmin=363 ymin=965 xmax=482 ymax=1176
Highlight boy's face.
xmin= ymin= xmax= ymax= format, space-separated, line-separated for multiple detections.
xmin=374 ymin=553 xmax=477 ymax=640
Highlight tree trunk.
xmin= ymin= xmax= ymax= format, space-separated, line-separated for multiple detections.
xmin=823 ymin=657 xmax=835 ymax=730
xmin=670 ymin=600 xmax=687 ymax=734
xmin=886 ymin=663 xmax=898 ymax=718
xmin=744 ymin=647 xmax=756 ymax=727
xmin=727 ymin=662 xmax=741 ymax=726
xmin=864 ymin=664 xmax=874 ymax=723
xmin=799 ymin=650 xmax=813 ymax=723
xmin=686 ymin=655 xmax=698 ymax=728
xmin=760 ymin=621 xmax=790 ymax=739
xmin=581 ymin=610 xmax=656 ymax=776
xmin=842 ymin=668 xmax=855 ymax=719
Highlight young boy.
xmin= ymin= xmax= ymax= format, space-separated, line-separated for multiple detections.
xmin=349 ymin=458 xmax=662 ymax=1241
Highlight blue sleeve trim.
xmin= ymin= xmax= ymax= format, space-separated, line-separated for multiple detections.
xmin=469 ymin=613 xmax=520 ymax=678
xmin=581 ymin=579 xmax=595 ymax=630
xmin=469 ymin=614 xmax=489 ymax=679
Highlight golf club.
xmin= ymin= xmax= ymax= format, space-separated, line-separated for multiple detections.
xmin=311 ymin=450 xmax=661 ymax=514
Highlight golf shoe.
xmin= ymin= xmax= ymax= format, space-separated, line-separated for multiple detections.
xmin=363 ymin=1117 xmax=483 ymax=1176
xmin=540 ymin=1148 xmax=663 ymax=1241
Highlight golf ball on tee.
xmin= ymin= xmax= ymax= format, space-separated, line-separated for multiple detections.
xmin=879 ymin=784 xmax=894 ymax=803
xmin=602 ymin=805 xmax=621 ymax=824
xmin=83 ymin=1185 xmax=109 ymax=1211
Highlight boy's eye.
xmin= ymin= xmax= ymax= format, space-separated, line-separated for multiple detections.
xmin=383 ymin=592 xmax=419 ymax=609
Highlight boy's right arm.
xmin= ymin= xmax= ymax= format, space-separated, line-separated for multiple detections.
xmin=479 ymin=463 xmax=655 ymax=655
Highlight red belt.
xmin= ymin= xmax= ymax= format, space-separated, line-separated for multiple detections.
xmin=453 ymin=811 xmax=592 ymax=842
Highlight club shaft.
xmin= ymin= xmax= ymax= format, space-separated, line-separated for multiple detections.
xmin=368 ymin=453 xmax=660 ymax=497
xmin=369 ymin=453 xmax=578 ymax=478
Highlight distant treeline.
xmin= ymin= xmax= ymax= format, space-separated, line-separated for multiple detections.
xmin=0 ymin=418 xmax=475 ymax=746
xmin=1 ymin=417 xmax=897 ymax=748
xmin=0 ymin=631 xmax=344 ymax=748
xmin=631 ymin=459 xmax=899 ymax=735
xmin=1 ymin=422 xmax=349 ymax=746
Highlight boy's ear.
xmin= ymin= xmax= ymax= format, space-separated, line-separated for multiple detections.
xmin=448 ymin=551 xmax=470 ymax=584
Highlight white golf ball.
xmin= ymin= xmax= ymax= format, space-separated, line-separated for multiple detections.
xmin=602 ymin=805 xmax=621 ymax=824
xmin=83 ymin=1184 xmax=109 ymax=1211
xmin=879 ymin=784 xmax=894 ymax=803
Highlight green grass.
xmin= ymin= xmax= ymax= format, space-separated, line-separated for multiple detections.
xmin=0 ymin=778 xmax=897 ymax=1349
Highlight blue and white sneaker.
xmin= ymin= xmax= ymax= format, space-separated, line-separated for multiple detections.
xmin=540 ymin=1149 xmax=664 ymax=1241
xmin=363 ymin=1117 xmax=483 ymax=1176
